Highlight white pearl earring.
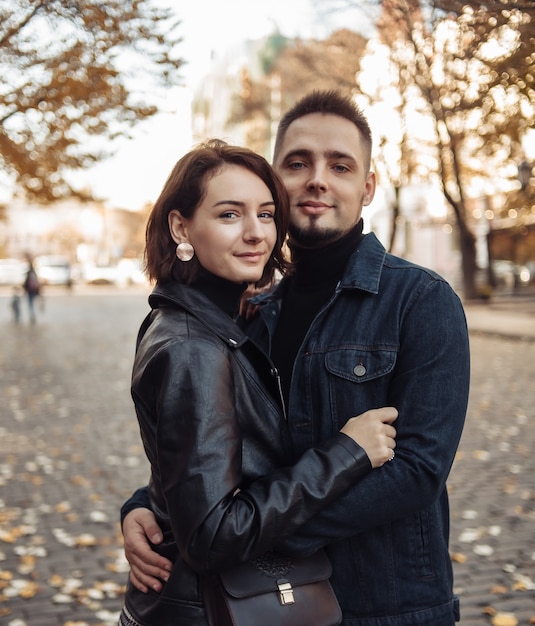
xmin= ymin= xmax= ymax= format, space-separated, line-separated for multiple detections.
xmin=176 ymin=242 xmax=194 ymax=262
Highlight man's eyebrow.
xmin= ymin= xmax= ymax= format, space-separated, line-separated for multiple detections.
xmin=281 ymin=148 xmax=312 ymax=161
xmin=281 ymin=148 xmax=356 ymax=163
xmin=325 ymin=150 xmax=357 ymax=163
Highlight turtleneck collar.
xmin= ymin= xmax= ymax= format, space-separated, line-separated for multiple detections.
xmin=288 ymin=220 xmax=364 ymax=290
xmin=192 ymin=268 xmax=247 ymax=318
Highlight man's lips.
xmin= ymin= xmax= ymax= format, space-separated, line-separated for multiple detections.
xmin=297 ymin=201 xmax=332 ymax=215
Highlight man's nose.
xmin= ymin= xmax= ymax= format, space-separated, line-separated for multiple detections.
xmin=306 ymin=166 xmax=328 ymax=192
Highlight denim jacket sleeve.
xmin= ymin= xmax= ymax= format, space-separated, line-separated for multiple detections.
xmin=280 ymin=278 xmax=470 ymax=554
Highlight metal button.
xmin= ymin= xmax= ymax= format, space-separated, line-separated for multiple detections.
xmin=353 ymin=364 xmax=366 ymax=377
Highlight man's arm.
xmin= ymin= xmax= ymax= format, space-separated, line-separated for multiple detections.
xmin=280 ymin=279 xmax=470 ymax=554
xmin=121 ymin=487 xmax=171 ymax=593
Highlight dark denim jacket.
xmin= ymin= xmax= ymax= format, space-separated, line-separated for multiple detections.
xmin=249 ymin=232 xmax=470 ymax=625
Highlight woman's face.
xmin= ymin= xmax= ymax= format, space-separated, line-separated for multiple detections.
xmin=169 ymin=164 xmax=278 ymax=284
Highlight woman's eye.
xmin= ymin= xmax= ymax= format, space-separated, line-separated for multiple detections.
xmin=220 ymin=211 xmax=238 ymax=219
xmin=259 ymin=211 xmax=275 ymax=220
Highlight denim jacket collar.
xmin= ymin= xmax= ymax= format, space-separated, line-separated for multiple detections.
xmin=336 ymin=232 xmax=386 ymax=294
xmin=253 ymin=232 xmax=387 ymax=308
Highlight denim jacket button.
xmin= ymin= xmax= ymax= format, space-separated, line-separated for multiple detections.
xmin=353 ymin=364 xmax=366 ymax=377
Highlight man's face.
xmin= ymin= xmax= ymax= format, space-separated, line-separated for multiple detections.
xmin=274 ymin=113 xmax=375 ymax=246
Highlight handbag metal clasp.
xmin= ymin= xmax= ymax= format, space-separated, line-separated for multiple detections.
xmin=277 ymin=579 xmax=295 ymax=605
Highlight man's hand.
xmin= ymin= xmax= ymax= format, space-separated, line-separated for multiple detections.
xmin=122 ymin=508 xmax=172 ymax=593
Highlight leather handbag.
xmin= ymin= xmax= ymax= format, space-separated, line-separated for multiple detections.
xmin=202 ymin=549 xmax=342 ymax=626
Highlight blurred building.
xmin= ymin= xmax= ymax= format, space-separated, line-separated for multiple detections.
xmin=0 ymin=198 xmax=146 ymax=268
xmin=367 ymin=184 xmax=461 ymax=288
xmin=191 ymin=37 xmax=276 ymax=153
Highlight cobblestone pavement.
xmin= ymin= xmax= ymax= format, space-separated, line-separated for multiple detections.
xmin=0 ymin=287 xmax=534 ymax=626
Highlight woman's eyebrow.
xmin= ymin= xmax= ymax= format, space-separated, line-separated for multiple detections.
xmin=213 ymin=200 xmax=275 ymax=207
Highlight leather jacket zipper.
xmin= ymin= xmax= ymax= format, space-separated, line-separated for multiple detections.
xmin=271 ymin=366 xmax=287 ymax=421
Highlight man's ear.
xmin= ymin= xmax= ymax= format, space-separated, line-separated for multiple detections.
xmin=168 ymin=210 xmax=189 ymax=244
xmin=363 ymin=171 xmax=376 ymax=207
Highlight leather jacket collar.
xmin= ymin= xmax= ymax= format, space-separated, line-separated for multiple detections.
xmin=149 ymin=281 xmax=249 ymax=349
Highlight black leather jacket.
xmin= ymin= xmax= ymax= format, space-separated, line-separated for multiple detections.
xmin=123 ymin=282 xmax=371 ymax=626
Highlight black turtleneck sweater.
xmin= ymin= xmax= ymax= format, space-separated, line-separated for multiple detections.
xmin=192 ymin=268 xmax=247 ymax=319
xmin=270 ymin=221 xmax=364 ymax=407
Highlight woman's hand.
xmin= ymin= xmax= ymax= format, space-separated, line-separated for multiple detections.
xmin=340 ymin=407 xmax=398 ymax=468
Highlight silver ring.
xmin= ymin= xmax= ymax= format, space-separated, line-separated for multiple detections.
xmin=388 ymin=450 xmax=395 ymax=462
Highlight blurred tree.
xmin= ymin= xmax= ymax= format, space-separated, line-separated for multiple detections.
xmin=311 ymin=0 xmax=535 ymax=299
xmin=126 ymin=201 xmax=152 ymax=259
xmin=228 ymin=29 xmax=368 ymax=157
xmin=0 ymin=0 xmax=184 ymax=202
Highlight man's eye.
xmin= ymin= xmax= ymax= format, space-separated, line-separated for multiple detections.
xmin=288 ymin=161 xmax=305 ymax=170
xmin=333 ymin=164 xmax=349 ymax=173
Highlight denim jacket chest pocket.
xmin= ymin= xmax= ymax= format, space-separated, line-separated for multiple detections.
xmin=324 ymin=347 xmax=397 ymax=383
xmin=320 ymin=348 xmax=398 ymax=434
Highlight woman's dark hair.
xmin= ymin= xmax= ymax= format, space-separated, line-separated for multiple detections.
xmin=144 ymin=139 xmax=290 ymax=286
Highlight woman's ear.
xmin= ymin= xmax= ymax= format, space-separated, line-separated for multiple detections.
xmin=168 ymin=210 xmax=189 ymax=244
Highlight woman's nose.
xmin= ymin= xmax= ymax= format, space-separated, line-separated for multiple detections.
xmin=243 ymin=216 xmax=265 ymax=242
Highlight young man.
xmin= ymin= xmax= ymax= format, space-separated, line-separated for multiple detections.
xmin=120 ymin=91 xmax=470 ymax=625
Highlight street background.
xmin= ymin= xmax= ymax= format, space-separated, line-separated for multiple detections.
xmin=0 ymin=285 xmax=534 ymax=626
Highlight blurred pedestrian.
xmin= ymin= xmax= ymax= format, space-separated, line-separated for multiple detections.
xmin=22 ymin=259 xmax=41 ymax=324
xmin=10 ymin=286 xmax=22 ymax=324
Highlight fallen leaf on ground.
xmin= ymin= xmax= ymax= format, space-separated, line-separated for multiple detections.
xmin=491 ymin=613 xmax=518 ymax=626
xmin=74 ymin=533 xmax=97 ymax=547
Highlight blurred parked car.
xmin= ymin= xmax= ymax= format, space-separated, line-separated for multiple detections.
xmin=519 ymin=263 xmax=532 ymax=285
xmin=83 ymin=259 xmax=147 ymax=287
xmin=34 ymin=255 xmax=73 ymax=286
xmin=491 ymin=260 xmax=516 ymax=289
xmin=116 ymin=258 xmax=147 ymax=287
xmin=0 ymin=258 xmax=28 ymax=286
xmin=83 ymin=264 xmax=120 ymax=285
xmin=491 ymin=260 xmax=530 ymax=289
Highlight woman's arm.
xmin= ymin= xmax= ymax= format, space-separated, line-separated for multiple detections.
xmin=137 ymin=336 xmax=396 ymax=573
xmin=122 ymin=398 xmax=397 ymax=593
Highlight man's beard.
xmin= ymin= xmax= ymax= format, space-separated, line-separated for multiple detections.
xmin=288 ymin=221 xmax=344 ymax=249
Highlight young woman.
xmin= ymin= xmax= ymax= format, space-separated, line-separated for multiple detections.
xmin=119 ymin=140 xmax=397 ymax=626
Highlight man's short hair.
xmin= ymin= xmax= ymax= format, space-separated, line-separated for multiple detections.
xmin=273 ymin=90 xmax=372 ymax=170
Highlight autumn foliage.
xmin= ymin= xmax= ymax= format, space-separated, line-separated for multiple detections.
xmin=0 ymin=1 xmax=184 ymax=201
